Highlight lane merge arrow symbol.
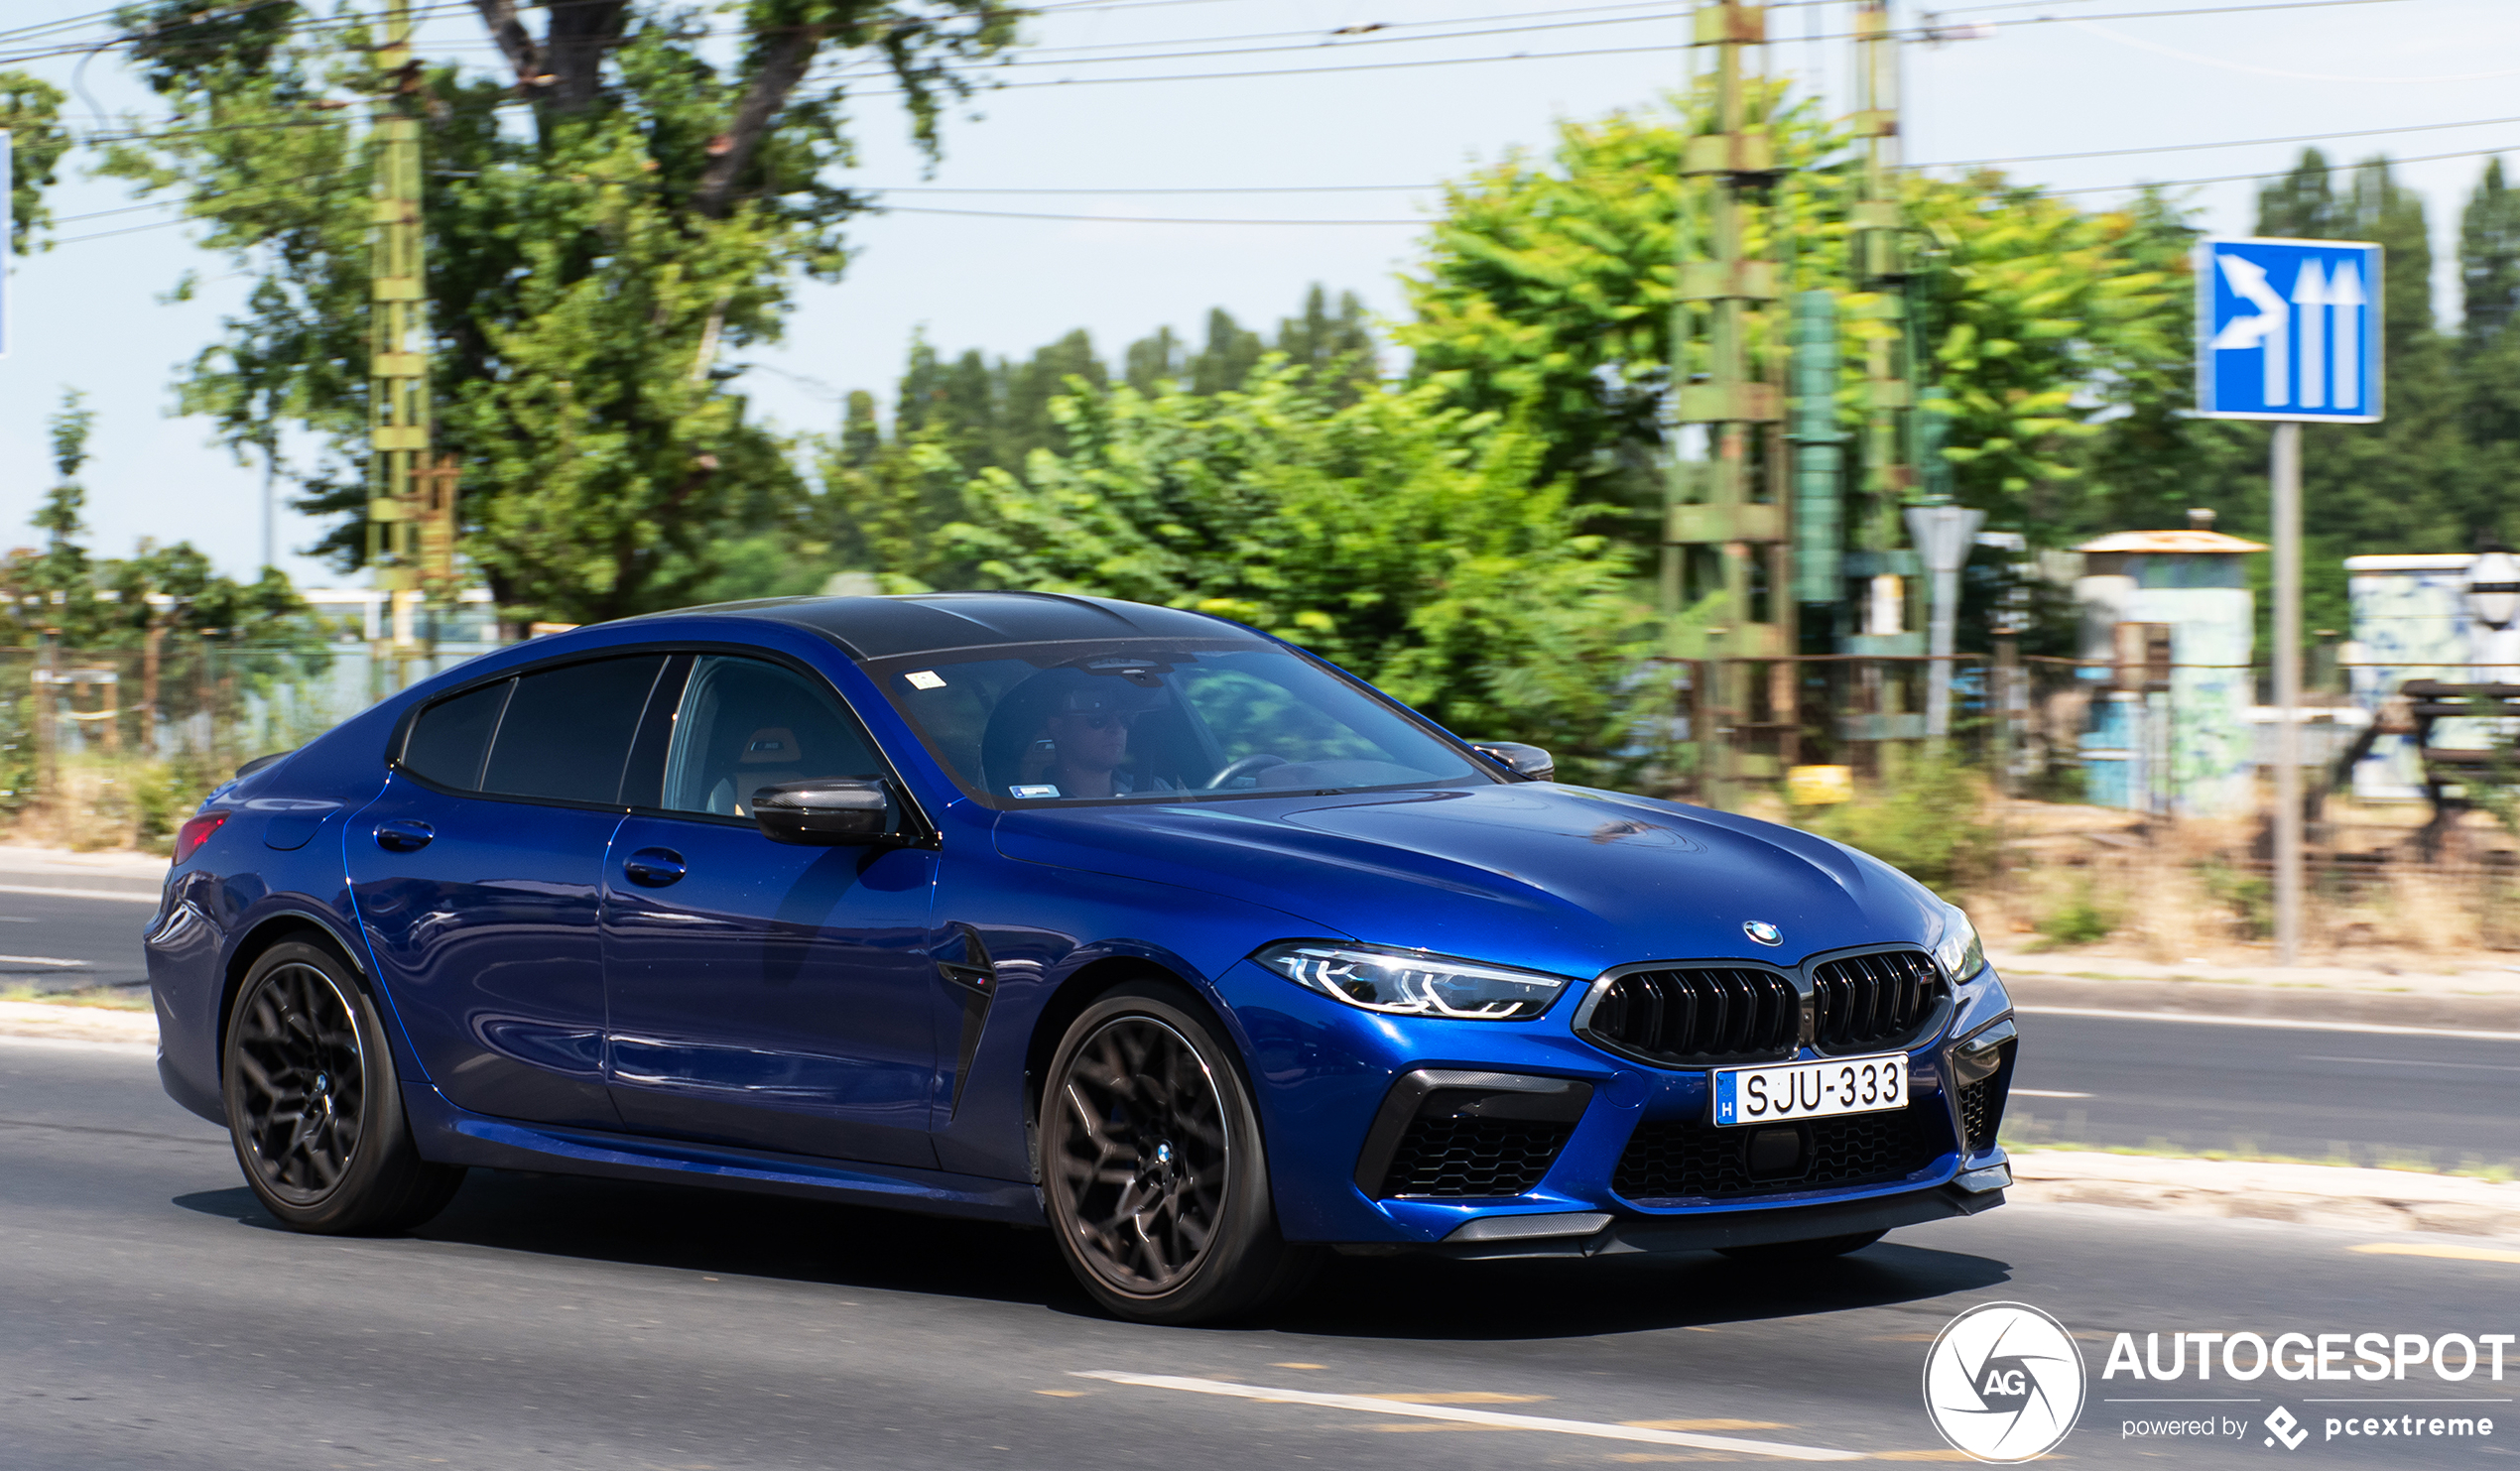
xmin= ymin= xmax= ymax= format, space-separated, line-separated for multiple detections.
xmin=2212 ymin=251 xmax=2292 ymax=407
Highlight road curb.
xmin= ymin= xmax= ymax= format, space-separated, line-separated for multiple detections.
xmin=2008 ymin=1150 xmax=2520 ymax=1240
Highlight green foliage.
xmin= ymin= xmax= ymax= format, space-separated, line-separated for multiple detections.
xmin=98 ymin=1 xmax=1014 ymax=625
xmin=2036 ymin=883 xmax=2116 ymax=947
xmin=0 ymin=70 xmax=69 ymax=252
xmin=891 ymin=284 xmax=1381 ymax=485
xmin=2198 ymin=857 xmax=2273 ymax=941
xmin=1395 ymin=88 xmax=2182 ymax=541
xmin=929 ymin=363 xmax=1655 ymax=781
xmin=1800 ymin=755 xmax=1995 ymax=892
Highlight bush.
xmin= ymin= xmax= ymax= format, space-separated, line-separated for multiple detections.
xmin=2038 ymin=884 xmax=2116 ymax=946
xmin=1799 ymin=754 xmax=1995 ymax=892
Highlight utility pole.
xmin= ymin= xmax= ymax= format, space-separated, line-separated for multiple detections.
xmin=1834 ymin=0 xmax=1929 ymax=781
xmin=1669 ymin=1 xmax=1792 ymax=808
xmin=366 ymin=0 xmax=456 ymax=686
xmin=2272 ymin=421 xmax=2303 ymax=965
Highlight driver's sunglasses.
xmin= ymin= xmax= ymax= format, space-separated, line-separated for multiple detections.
xmin=1063 ymin=710 xmax=1140 ymax=731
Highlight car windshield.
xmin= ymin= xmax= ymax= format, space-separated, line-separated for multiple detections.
xmin=870 ymin=642 xmax=1497 ymax=805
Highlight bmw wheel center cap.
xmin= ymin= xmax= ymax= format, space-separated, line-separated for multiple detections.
xmin=1743 ymin=919 xmax=1783 ymax=947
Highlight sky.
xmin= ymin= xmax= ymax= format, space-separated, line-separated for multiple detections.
xmin=4 ymin=0 xmax=2519 ymax=592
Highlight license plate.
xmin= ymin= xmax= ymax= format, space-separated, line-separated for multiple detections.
xmin=1710 ymin=1053 xmax=1908 ymax=1127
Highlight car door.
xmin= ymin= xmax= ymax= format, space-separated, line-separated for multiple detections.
xmin=600 ymin=652 xmax=942 ymax=1167
xmin=347 ymin=653 xmax=670 ymax=1128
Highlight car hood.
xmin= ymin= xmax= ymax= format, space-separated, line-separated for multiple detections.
xmin=992 ymin=783 xmax=1943 ymax=979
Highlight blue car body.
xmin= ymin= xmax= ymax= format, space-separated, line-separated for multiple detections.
xmin=148 ymin=593 xmax=2016 ymax=1258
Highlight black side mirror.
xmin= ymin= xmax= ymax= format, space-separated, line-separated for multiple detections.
xmin=1469 ymin=741 xmax=1555 ymax=782
xmin=751 ymin=778 xmax=900 ymax=845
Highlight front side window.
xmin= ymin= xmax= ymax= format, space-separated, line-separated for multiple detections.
xmin=661 ymin=655 xmax=884 ymax=817
xmin=873 ymin=642 xmax=1494 ymax=806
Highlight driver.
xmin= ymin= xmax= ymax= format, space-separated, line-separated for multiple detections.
xmin=1019 ymin=678 xmax=1175 ymax=798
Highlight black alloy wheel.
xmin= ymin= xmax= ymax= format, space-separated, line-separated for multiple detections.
xmin=1040 ymin=982 xmax=1316 ymax=1324
xmin=221 ymin=940 xmax=465 ymax=1234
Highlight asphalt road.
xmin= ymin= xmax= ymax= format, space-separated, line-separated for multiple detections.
xmin=0 ymin=889 xmax=156 ymax=992
xmin=2009 ymin=1012 xmax=2520 ymax=1171
xmin=6 ymin=1041 xmax=2518 ymax=1470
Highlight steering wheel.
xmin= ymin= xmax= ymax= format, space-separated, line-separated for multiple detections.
xmin=1204 ymin=753 xmax=1290 ymax=791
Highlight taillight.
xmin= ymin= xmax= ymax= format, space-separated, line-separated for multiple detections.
xmin=174 ymin=811 xmax=228 ymax=864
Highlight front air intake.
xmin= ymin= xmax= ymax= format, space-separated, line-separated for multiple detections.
xmin=1578 ymin=965 xmax=1800 ymax=1066
xmin=1809 ymin=948 xmax=1946 ymax=1054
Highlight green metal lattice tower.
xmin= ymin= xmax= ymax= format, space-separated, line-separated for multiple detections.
xmin=1667 ymin=1 xmax=1794 ymax=807
xmin=366 ymin=0 xmax=456 ymax=677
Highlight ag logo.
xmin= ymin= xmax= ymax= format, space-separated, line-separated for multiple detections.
xmin=1922 ymin=1301 xmax=2087 ymax=1462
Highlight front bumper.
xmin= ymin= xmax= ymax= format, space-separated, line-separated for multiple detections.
xmin=1218 ymin=955 xmax=2017 ymax=1247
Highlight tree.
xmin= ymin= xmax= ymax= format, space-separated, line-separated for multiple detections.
xmin=938 ymin=365 xmax=1655 ymax=779
xmin=29 ymin=391 xmax=97 ymax=632
xmin=1395 ymin=89 xmax=2179 ymax=543
xmin=101 ymin=1 xmax=1015 ymax=626
xmin=2242 ymin=153 xmax=2470 ymax=634
xmin=0 ymin=72 xmax=71 ymax=250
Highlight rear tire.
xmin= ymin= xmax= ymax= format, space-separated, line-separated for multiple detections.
xmin=222 ymin=940 xmax=465 ymax=1235
xmin=1714 ymin=1229 xmax=1886 ymax=1262
xmin=1039 ymin=981 xmax=1318 ymax=1324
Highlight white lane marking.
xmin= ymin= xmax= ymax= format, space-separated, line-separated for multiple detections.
xmin=0 ymin=954 xmax=90 ymax=968
xmin=0 ymin=1034 xmax=158 ymax=1057
xmin=2010 ymin=1088 xmax=2093 ymax=1098
xmin=0 ymin=883 xmax=160 ymax=904
xmin=2299 ymin=1053 xmax=2520 ymax=1072
xmin=1070 ymin=1371 xmax=1861 ymax=1461
xmin=2018 ymin=1005 xmax=2520 ymax=1043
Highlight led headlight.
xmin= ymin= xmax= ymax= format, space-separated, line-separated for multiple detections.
xmin=1254 ymin=942 xmax=1571 ymax=1020
xmin=1933 ymin=905 xmax=1987 ymax=984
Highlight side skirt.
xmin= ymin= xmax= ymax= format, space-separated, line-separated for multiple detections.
xmin=403 ymin=1083 xmax=1046 ymax=1226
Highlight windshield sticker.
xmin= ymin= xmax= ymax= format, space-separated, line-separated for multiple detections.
xmin=905 ymin=671 xmax=946 ymax=690
xmin=1009 ymin=784 xmax=1060 ymax=798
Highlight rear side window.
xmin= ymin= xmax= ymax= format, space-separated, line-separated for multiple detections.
xmin=480 ymin=656 xmax=668 ymax=805
xmin=401 ymin=679 xmax=511 ymax=790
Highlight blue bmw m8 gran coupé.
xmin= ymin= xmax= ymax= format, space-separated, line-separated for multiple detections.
xmin=147 ymin=592 xmax=2018 ymax=1323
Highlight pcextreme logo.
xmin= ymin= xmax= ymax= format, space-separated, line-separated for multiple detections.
xmin=1923 ymin=1302 xmax=2088 ymax=1463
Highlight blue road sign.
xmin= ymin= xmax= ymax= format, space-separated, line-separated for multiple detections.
xmin=2195 ymin=236 xmax=2382 ymax=423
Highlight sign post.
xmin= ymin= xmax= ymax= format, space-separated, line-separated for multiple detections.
xmin=2195 ymin=236 xmax=2383 ymax=967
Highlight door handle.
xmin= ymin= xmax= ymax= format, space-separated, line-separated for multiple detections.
xmin=374 ymin=818 xmax=435 ymax=852
xmin=623 ymin=847 xmax=688 ymax=887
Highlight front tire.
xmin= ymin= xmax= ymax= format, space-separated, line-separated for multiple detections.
xmin=1039 ymin=982 xmax=1316 ymax=1324
xmin=222 ymin=940 xmax=464 ymax=1234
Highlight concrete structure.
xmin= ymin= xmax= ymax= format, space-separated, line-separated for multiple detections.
xmin=2072 ymin=516 xmax=2265 ymax=815
xmin=2340 ymin=553 xmax=2520 ymax=800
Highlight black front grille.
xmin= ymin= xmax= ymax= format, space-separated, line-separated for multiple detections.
xmin=1380 ymin=1116 xmax=1572 ymax=1198
xmin=1613 ymin=1108 xmax=1947 ymax=1202
xmin=1580 ymin=966 xmax=1800 ymax=1065
xmin=1810 ymin=949 xmax=1945 ymax=1053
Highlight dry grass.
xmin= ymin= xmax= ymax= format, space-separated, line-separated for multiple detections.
xmin=0 ymin=982 xmax=151 ymax=1011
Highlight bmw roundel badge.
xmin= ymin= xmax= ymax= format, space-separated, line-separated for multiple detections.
xmin=1743 ymin=919 xmax=1783 ymax=947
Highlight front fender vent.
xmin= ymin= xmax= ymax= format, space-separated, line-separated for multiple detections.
xmin=1578 ymin=966 xmax=1799 ymax=1066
